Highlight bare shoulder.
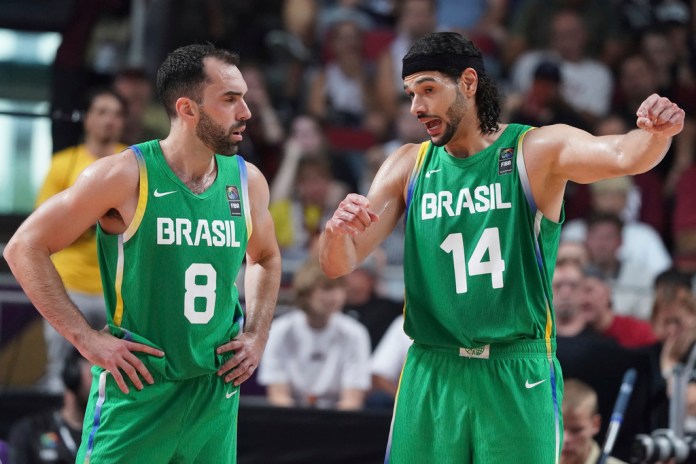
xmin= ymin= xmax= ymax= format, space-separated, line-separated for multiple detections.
xmin=524 ymin=124 xmax=592 ymax=154
xmin=75 ymin=149 xmax=139 ymax=197
xmin=243 ymin=160 xmax=271 ymax=206
xmin=367 ymin=142 xmax=423 ymax=204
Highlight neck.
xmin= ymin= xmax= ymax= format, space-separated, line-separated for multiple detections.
xmin=159 ymin=131 xmax=218 ymax=193
xmin=305 ymin=312 xmax=331 ymax=329
xmin=444 ymin=122 xmax=504 ymax=159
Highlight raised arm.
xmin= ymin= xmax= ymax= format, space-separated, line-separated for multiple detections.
xmin=523 ymin=94 xmax=685 ymax=220
xmin=318 ymin=143 xmax=416 ymax=278
xmin=216 ymin=162 xmax=281 ymax=386
xmin=3 ymin=150 xmax=164 ymax=393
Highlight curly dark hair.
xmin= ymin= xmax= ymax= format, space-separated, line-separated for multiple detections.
xmin=156 ymin=43 xmax=240 ymax=118
xmin=403 ymin=32 xmax=501 ymax=134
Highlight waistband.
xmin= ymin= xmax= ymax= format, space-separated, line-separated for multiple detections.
xmin=413 ymin=338 xmax=556 ymax=360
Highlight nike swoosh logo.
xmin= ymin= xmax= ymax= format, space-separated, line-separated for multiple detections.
xmin=525 ymin=379 xmax=547 ymax=389
xmin=425 ymin=169 xmax=441 ymax=178
xmin=154 ymin=189 xmax=177 ymax=197
xmin=226 ymin=389 xmax=238 ymax=399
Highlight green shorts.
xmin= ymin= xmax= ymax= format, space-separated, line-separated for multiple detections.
xmin=386 ymin=340 xmax=563 ymax=464
xmin=76 ymin=361 xmax=240 ymax=464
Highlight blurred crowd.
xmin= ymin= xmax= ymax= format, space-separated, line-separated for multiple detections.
xmin=4 ymin=0 xmax=696 ymax=462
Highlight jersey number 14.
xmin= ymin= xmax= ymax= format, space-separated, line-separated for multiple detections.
xmin=440 ymin=227 xmax=505 ymax=293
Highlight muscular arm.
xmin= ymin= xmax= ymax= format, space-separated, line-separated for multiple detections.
xmin=3 ymin=150 xmax=163 ymax=392
xmin=217 ymin=163 xmax=281 ymax=386
xmin=523 ymin=94 xmax=685 ymax=220
xmin=319 ymin=143 xmax=415 ymax=277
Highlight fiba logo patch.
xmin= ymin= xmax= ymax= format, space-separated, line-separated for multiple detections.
xmin=498 ymin=148 xmax=514 ymax=175
xmin=226 ymin=185 xmax=241 ymax=216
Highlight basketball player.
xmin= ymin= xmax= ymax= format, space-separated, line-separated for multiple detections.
xmin=319 ymin=32 xmax=684 ymax=463
xmin=4 ymin=44 xmax=281 ymax=463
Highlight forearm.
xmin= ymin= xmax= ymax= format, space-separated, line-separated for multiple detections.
xmin=318 ymin=230 xmax=359 ymax=278
xmin=4 ymin=241 xmax=93 ymax=348
xmin=615 ymin=129 xmax=672 ymax=175
xmin=266 ymin=384 xmax=294 ymax=407
xmin=269 ymin=147 xmax=301 ymax=203
xmin=257 ymin=106 xmax=284 ymax=145
xmin=243 ymin=253 xmax=281 ymax=345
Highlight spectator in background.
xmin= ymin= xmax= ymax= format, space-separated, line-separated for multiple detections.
xmin=307 ymin=17 xmax=382 ymax=135
xmin=509 ymin=9 xmax=614 ymax=127
xmin=374 ymin=0 xmax=437 ymax=122
xmin=343 ymin=254 xmax=403 ymax=350
xmin=585 ymin=212 xmax=660 ymax=320
xmin=8 ymin=350 xmax=92 ymax=464
xmin=35 ymin=87 xmax=126 ymax=392
xmin=560 ymin=379 xmax=628 ymax=464
xmin=507 ymin=60 xmax=588 ymax=131
xmin=50 ymin=0 xmax=129 ymax=152
xmin=503 ymin=0 xmax=625 ymax=71
xmin=557 ymin=241 xmax=590 ymax=269
xmin=553 ymin=259 xmax=587 ymax=337
xmin=258 ymin=258 xmax=371 ymax=410
xmin=562 ymin=176 xmax=672 ymax=281
xmin=369 ymin=314 xmax=412 ymax=409
xmin=269 ymin=117 xmax=349 ymax=267
xmin=237 ymin=61 xmax=285 ymax=181
xmin=581 ymin=266 xmax=657 ymax=348
xmin=112 ymin=67 xmax=168 ymax=145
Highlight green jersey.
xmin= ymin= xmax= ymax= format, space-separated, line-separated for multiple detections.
xmin=403 ymin=124 xmax=562 ymax=351
xmin=97 ymin=140 xmax=250 ymax=379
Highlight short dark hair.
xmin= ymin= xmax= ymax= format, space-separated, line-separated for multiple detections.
xmin=402 ymin=32 xmax=501 ymax=135
xmin=156 ymin=43 xmax=240 ymax=118
xmin=586 ymin=212 xmax=624 ymax=232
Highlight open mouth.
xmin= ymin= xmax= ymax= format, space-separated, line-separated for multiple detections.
xmin=424 ymin=119 xmax=442 ymax=136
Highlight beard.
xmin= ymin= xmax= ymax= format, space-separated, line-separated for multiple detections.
xmin=196 ymin=108 xmax=243 ymax=156
xmin=431 ymin=89 xmax=467 ymax=147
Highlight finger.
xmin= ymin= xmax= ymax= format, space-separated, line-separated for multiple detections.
xmin=335 ymin=208 xmax=372 ymax=231
xmin=109 ymin=369 xmax=130 ymax=394
xmin=126 ymin=341 xmax=164 ymax=357
xmin=233 ymin=370 xmax=253 ymax=386
xmin=327 ymin=217 xmax=362 ymax=235
xmin=225 ymin=361 xmax=255 ymax=384
xmin=124 ymin=351 xmax=155 ymax=385
xmin=118 ymin=359 xmax=144 ymax=390
xmin=652 ymin=103 xmax=679 ymax=126
xmin=636 ymin=93 xmax=660 ymax=119
xmin=217 ymin=353 xmax=244 ymax=376
xmin=216 ymin=339 xmax=244 ymax=354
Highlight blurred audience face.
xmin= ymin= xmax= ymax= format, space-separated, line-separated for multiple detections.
xmin=551 ymin=10 xmax=587 ymax=62
xmin=586 ymin=221 xmax=621 ymax=269
xmin=84 ymin=93 xmax=125 ymax=144
xmin=330 ymin=20 xmax=363 ymax=59
xmin=557 ymin=241 xmax=589 ymax=269
xmin=296 ymin=160 xmax=332 ymax=205
xmin=561 ymin=398 xmax=600 ymax=464
xmin=619 ymin=55 xmax=659 ymax=104
xmin=641 ymin=30 xmax=676 ymax=73
xmin=580 ymin=275 xmax=612 ymax=325
xmin=306 ymin=281 xmax=348 ymax=320
xmin=553 ymin=262 xmax=584 ymax=323
xmin=344 ymin=268 xmax=376 ymax=305
xmin=651 ymin=287 xmax=696 ymax=353
xmin=290 ymin=116 xmax=324 ymax=156
xmin=398 ymin=0 xmax=436 ymax=39
xmin=114 ymin=71 xmax=152 ymax=122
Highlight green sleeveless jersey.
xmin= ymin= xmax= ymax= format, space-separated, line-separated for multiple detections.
xmin=403 ymin=124 xmax=562 ymax=351
xmin=97 ymin=140 xmax=250 ymax=379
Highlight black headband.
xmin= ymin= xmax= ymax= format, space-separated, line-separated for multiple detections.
xmin=402 ymin=54 xmax=486 ymax=80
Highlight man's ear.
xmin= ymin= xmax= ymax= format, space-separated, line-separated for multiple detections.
xmin=459 ymin=68 xmax=479 ymax=97
xmin=175 ymin=97 xmax=198 ymax=121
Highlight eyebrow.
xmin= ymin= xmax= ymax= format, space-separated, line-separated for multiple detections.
xmin=222 ymin=90 xmax=244 ymax=98
xmin=403 ymin=76 xmax=438 ymax=90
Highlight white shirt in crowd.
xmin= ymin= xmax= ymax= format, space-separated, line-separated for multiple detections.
xmin=371 ymin=315 xmax=412 ymax=383
xmin=258 ymin=310 xmax=372 ymax=409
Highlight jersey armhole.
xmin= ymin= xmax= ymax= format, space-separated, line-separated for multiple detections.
xmin=123 ymin=145 xmax=148 ymax=242
xmin=237 ymin=156 xmax=253 ymax=240
xmin=405 ymin=142 xmax=430 ymax=220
